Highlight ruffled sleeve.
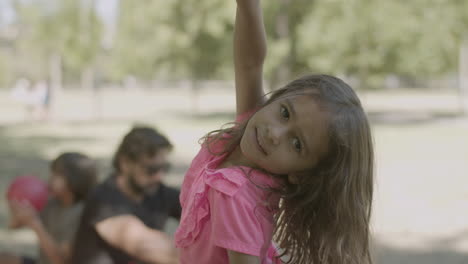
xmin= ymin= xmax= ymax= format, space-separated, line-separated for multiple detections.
xmin=175 ymin=143 xmax=249 ymax=247
xmin=175 ymin=109 xmax=276 ymax=251
xmin=209 ymin=180 xmax=277 ymax=257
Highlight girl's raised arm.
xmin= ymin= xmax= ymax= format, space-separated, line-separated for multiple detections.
xmin=234 ymin=0 xmax=267 ymax=115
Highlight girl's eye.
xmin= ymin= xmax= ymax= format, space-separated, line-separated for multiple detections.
xmin=292 ymin=138 xmax=302 ymax=152
xmin=280 ymin=105 xmax=290 ymax=120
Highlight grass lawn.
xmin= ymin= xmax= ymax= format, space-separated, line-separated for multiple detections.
xmin=0 ymin=86 xmax=467 ymax=263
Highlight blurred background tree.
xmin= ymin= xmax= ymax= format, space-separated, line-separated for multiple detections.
xmin=1 ymin=0 xmax=468 ymax=91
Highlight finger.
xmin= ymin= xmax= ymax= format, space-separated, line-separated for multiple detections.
xmin=18 ymin=198 xmax=31 ymax=206
xmin=12 ymin=199 xmax=32 ymax=209
xmin=8 ymin=217 xmax=20 ymax=229
xmin=9 ymin=200 xmax=24 ymax=210
xmin=9 ymin=201 xmax=21 ymax=212
xmin=10 ymin=199 xmax=29 ymax=208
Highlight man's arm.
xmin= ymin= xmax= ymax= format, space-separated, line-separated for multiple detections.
xmin=234 ymin=0 xmax=267 ymax=115
xmin=95 ymin=215 xmax=178 ymax=264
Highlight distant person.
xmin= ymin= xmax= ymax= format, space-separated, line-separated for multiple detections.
xmin=0 ymin=152 xmax=97 ymax=264
xmin=71 ymin=126 xmax=181 ymax=264
xmin=34 ymin=80 xmax=51 ymax=121
xmin=10 ymin=78 xmax=50 ymax=121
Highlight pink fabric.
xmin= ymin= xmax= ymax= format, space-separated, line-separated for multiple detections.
xmin=175 ymin=112 xmax=282 ymax=264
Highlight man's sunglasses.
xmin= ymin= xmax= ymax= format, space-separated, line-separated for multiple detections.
xmin=143 ymin=163 xmax=171 ymax=175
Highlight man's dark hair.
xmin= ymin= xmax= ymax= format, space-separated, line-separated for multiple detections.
xmin=112 ymin=126 xmax=173 ymax=172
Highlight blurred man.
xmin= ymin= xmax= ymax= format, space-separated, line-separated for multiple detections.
xmin=71 ymin=126 xmax=181 ymax=264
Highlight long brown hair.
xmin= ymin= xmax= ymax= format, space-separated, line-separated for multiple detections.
xmin=50 ymin=152 xmax=97 ymax=202
xmin=202 ymin=74 xmax=374 ymax=264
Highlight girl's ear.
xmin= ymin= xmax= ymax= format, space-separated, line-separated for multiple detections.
xmin=288 ymin=173 xmax=300 ymax=184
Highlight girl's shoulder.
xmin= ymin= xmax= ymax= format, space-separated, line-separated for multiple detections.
xmin=208 ymin=166 xmax=279 ymax=209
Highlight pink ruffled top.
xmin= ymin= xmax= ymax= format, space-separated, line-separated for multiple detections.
xmin=175 ymin=116 xmax=282 ymax=264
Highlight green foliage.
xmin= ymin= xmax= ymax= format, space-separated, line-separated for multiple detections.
xmin=3 ymin=0 xmax=468 ymax=88
xmin=297 ymin=0 xmax=468 ymax=87
xmin=0 ymin=50 xmax=12 ymax=87
xmin=108 ymin=0 xmax=234 ymax=82
xmin=11 ymin=0 xmax=102 ymax=82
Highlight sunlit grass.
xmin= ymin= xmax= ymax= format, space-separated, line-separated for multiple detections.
xmin=0 ymin=87 xmax=467 ymax=262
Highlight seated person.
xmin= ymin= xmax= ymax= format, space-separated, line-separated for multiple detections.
xmin=71 ymin=126 xmax=181 ymax=264
xmin=0 ymin=152 xmax=97 ymax=264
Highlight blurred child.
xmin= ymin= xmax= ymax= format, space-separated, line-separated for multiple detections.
xmin=0 ymin=152 xmax=97 ymax=264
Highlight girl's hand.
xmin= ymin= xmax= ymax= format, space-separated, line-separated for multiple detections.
xmin=9 ymin=200 xmax=40 ymax=228
xmin=8 ymin=216 xmax=23 ymax=229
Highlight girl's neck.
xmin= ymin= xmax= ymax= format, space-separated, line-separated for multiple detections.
xmin=58 ymin=193 xmax=75 ymax=207
xmin=218 ymin=145 xmax=257 ymax=169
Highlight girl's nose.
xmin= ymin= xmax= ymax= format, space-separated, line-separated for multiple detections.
xmin=267 ymin=124 xmax=286 ymax=146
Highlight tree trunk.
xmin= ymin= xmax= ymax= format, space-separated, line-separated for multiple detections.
xmin=271 ymin=0 xmax=292 ymax=89
xmin=190 ymin=78 xmax=200 ymax=114
xmin=81 ymin=66 xmax=94 ymax=91
xmin=458 ymin=37 xmax=468 ymax=115
xmin=49 ymin=53 xmax=62 ymax=119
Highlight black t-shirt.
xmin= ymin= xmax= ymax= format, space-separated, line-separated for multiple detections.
xmin=71 ymin=176 xmax=181 ymax=264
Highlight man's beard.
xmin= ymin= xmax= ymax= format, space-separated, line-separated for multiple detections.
xmin=127 ymin=174 xmax=159 ymax=196
xmin=127 ymin=174 xmax=146 ymax=196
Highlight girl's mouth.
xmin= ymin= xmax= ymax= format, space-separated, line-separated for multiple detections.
xmin=255 ymin=127 xmax=268 ymax=155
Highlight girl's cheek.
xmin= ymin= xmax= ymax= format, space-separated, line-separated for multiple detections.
xmin=49 ymin=177 xmax=67 ymax=196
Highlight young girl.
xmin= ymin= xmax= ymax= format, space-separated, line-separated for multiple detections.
xmin=174 ymin=0 xmax=374 ymax=264
xmin=1 ymin=152 xmax=97 ymax=264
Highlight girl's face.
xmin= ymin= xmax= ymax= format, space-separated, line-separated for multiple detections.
xmin=240 ymin=94 xmax=330 ymax=175
xmin=49 ymin=171 xmax=72 ymax=199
